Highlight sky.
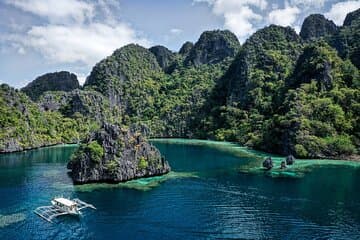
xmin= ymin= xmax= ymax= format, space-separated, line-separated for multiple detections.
xmin=0 ymin=0 xmax=359 ymax=88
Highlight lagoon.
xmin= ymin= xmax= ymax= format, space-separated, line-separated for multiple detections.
xmin=0 ymin=140 xmax=359 ymax=239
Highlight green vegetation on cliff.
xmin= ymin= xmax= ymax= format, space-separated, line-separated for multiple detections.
xmin=0 ymin=84 xmax=81 ymax=152
xmin=300 ymin=14 xmax=338 ymax=40
xmin=1 ymin=9 xmax=359 ymax=159
xmin=83 ymin=35 xmax=236 ymax=137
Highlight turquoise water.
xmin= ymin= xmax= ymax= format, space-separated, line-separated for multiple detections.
xmin=0 ymin=140 xmax=360 ymax=239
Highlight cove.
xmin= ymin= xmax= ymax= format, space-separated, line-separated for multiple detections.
xmin=0 ymin=139 xmax=359 ymax=239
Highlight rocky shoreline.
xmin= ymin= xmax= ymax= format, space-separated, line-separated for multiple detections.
xmin=0 ymin=142 xmax=71 ymax=154
xmin=1 ymin=137 xmax=358 ymax=162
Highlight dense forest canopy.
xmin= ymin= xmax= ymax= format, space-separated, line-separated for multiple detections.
xmin=1 ymin=8 xmax=359 ymax=159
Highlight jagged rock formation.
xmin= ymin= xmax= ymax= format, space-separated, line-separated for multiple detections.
xmin=67 ymin=123 xmax=170 ymax=184
xmin=149 ymin=45 xmax=177 ymax=72
xmin=85 ymin=44 xmax=161 ymax=96
xmin=1 ymin=8 xmax=359 ymax=160
xmin=84 ymin=44 xmax=162 ymax=120
xmin=279 ymin=42 xmax=359 ymax=158
xmin=202 ymin=24 xmax=359 ymax=159
xmin=226 ymin=25 xmax=303 ymax=108
xmin=300 ymin=14 xmax=338 ymax=40
xmin=343 ymin=8 xmax=360 ymax=26
xmin=328 ymin=8 xmax=360 ymax=69
xmin=286 ymin=155 xmax=295 ymax=165
xmin=0 ymin=84 xmax=81 ymax=152
xmin=179 ymin=41 xmax=194 ymax=56
xmin=21 ymin=71 xmax=79 ymax=101
xmin=185 ymin=30 xmax=240 ymax=66
xmin=263 ymin=157 xmax=273 ymax=170
xmin=289 ymin=43 xmax=334 ymax=90
xmin=39 ymin=89 xmax=120 ymax=122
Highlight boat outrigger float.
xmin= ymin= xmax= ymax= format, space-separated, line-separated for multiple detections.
xmin=34 ymin=197 xmax=96 ymax=222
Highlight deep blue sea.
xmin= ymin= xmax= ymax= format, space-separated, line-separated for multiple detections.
xmin=0 ymin=140 xmax=359 ymax=239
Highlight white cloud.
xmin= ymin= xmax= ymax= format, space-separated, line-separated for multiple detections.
xmin=17 ymin=47 xmax=26 ymax=55
xmin=293 ymin=25 xmax=301 ymax=33
xmin=19 ymin=23 xmax=149 ymax=65
xmin=6 ymin=0 xmax=150 ymax=66
xmin=212 ymin=0 xmax=268 ymax=13
xmin=194 ymin=0 xmax=268 ymax=42
xmin=170 ymin=28 xmax=183 ymax=35
xmin=268 ymin=4 xmax=300 ymax=26
xmin=6 ymin=0 xmax=94 ymax=24
xmin=290 ymin=0 xmax=327 ymax=9
xmin=193 ymin=0 xmax=215 ymax=4
xmin=325 ymin=1 xmax=360 ymax=25
xmin=76 ymin=73 xmax=87 ymax=85
xmin=222 ymin=6 xmax=262 ymax=40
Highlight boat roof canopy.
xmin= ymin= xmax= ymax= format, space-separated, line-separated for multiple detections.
xmin=54 ymin=197 xmax=77 ymax=207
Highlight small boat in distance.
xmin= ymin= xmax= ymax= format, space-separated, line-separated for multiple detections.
xmin=34 ymin=197 xmax=96 ymax=222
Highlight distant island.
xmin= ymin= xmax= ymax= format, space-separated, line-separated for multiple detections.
xmin=0 ymin=7 xmax=359 ymax=167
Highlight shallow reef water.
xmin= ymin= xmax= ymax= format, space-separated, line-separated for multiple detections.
xmin=0 ymin=213 xmax=26 ymax=228
xmin=1 ymin=139 xmax=360 ymax=239
xmin=73 ymin=171 xmax=199 ymax=192
xmin=152 ymin=138 xmax=360 ymax=178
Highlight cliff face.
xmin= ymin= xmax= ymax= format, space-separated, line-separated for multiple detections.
xmin=0 ymin=84 xmax=82 ymax=153
xmin=185 ymin=30 xmax=240 ymax=66
xmin=201 ymin=23 xmax=359 ymax=159
xmin=84 ymin=44 xmax=161 ymax=100
xmin=300 ymin=14 xmax=338 ymax=40
xmin=84 ymin=44 xmax=163 ymax=122
xmin=225 ymin=25 xmax=303 ymax=109
xmin=1 ymin=8 xmax=359 ymax=160
xmin=179 ymin=41 xmax=194 ymax=56
xmin=328 ymin=8 xmax=360 ymax=69
xmin=149 ymin=45 xmax=177 ymax=72
xmin=343 ymin=8 xmax=360 ymax=26
xmin=67 ymin=123 xmax=170 ymax=184
xmin=38 ymin=89 xmax=120 ymax=122
xmin=21 ymin=71 xmax=79 ymax=101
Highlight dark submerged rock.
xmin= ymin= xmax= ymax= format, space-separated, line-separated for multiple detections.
xmin=67 ymin=123 xmax=171 ymax=184
xmin=21 ymin=71 xmax=79 ymax=101
xmin=286 ymin=155 xmax=295 ymax=165
xmin=262 ymin=157 xmax=273 ymax=170
xmin=280 ymin=161 xmax=287 ymax=169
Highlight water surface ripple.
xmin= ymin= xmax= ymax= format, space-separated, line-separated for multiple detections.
xmin=0 ymin=141 xmax=359 ymax=239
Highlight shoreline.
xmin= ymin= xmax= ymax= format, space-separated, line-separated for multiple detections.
xmin=0 ymin=142 xmax=79 ymax=154
xmin=1 ymin=138 xmax=359 ymax=162
xmin=150 ymin=138 xmax=360 ymax=162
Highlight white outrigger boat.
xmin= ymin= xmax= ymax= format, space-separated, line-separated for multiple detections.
xmin=34 ymin=197 xmax=96 ymax=222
